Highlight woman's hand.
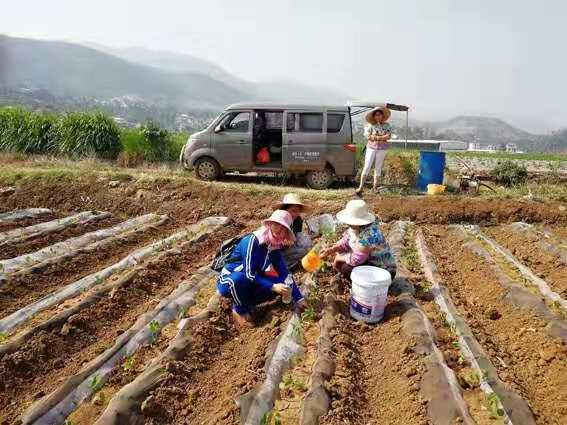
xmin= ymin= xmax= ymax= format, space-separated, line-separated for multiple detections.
xmin=332 ymin=254 xmax=347 ymax=269
xmin=272 ymin=283 xmax=291 ymax=297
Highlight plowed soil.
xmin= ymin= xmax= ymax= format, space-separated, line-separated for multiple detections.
xmin=424 ymin=225 xmax=567 ymax=425
xmin=143 ymin=303 xmax=289 ymax=425
xmin=484 ymin=226 xmax=567 ymax=297
xmin=0 ymin=215 xmax=56 ymax=233
xmin=2 ymin=176 xmax=566 ymax=226
xmin=319 ymin=275 xmax=427 ymax=425
xmin=0 ymin=215 xmax=119 ymax=259
xmin=0 ymin=224 xmax=239 ymax=424
xmin=0 ymin=221 xmax=176 ymax=320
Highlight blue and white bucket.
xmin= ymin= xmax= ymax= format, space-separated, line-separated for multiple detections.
xmin=350 ymin=266 xmax=392 ymax=323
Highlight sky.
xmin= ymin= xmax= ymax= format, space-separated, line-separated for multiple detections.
xmin=2 ymin=0 xmax=566 ymax=132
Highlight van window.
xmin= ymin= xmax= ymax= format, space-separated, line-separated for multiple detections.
xmin=286 ymin=113 xmax=296 ymax=132
xmin=223 ymin=112 xmax=250 ymax=132
xmin=298 ymin=113 xmax=323 ymax=132
xmin=265 ymin=112 xmax=283 ymax=129
xmin=327 ymin=113 xmax=345 ymax=133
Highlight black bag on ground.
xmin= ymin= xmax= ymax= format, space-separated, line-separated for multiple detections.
xmin=211 ymin=235 xmax=244 ymax=272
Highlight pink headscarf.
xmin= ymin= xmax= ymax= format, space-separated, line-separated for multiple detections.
xmin=254 ymin=210 xmax=295 ymax=250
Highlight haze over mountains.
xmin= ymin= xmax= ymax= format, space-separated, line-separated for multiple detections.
xmin=0 ymin=35 xmax=565 ymax=151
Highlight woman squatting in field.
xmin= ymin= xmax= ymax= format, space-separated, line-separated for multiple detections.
xmin=217 ymin=210 xmax=307 ymax=327
xmin=321 ymin=199 xmax=397 ymax=280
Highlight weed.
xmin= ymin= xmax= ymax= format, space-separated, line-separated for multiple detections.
xmin=148 ymin=320 xmax=160 ymax=345
xmin=89 ymin=374 xmax=103 ymax=392
xmin=490 ymin=160 xmax=528 ymax=187
xmin=485 ymin=393 xmax=505 ymax=419
xmin=122 ymin=356 xmax=135 ymax=372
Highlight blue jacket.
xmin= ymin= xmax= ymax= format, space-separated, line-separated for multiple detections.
xmin=224 ymin=234 xmax=303 ymax=303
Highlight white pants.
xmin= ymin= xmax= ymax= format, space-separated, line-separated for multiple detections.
xmin=360 ymin=148 xmax=387 ymax=185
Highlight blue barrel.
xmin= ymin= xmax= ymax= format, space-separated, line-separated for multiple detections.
xmin=417 ymin=151 xmax=446 ymax=191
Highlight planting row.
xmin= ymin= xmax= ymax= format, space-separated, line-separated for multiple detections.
xmin=1 ymin=215 xmax=565 ymax=424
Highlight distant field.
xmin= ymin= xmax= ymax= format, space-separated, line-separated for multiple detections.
xmin=449 ymin=151 xmax=567 ymax=162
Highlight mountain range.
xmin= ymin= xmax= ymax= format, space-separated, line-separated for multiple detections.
xmin=0 ymin=35 xmax=565 ymax=151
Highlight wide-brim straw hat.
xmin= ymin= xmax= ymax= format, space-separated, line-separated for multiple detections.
xmin=263 ymin=209 xmax=295 ymax=236
xmin=336 ymin=199 xmax=376 ymax=226
xmin=277 ymin=193 xmax=309 ymax=211
xmin=365 ymin=106 xmax=391 ymax=125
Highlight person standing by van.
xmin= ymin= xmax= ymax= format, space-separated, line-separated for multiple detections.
xmin=278 ymin=193 xmax=313 ymax=267
xmin=356 ymin=106 xmax=392 ymax=196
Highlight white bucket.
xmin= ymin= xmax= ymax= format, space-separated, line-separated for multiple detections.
xmin=350 ymin=266 xmax=392 ymax=323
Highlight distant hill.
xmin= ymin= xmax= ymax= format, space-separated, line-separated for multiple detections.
xmin=431 ymin=116 xmax=534 ymax=142
xmin=82 ymin=44 xmax=347 ymax=104
xmin=0 ymin=35 xmax=244 ymax=110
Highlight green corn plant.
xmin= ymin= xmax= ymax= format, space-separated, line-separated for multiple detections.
xmin=148 ymin=320 xmax=160 ymax=345
xmin=122 ymin=356 xmax=135 ymax=372
xmin=291 ymin=320 xmax=303 ymax=339
xmin=177 ymin=306 xmax=189 ymax=320
xmin=89 ymin=374 xmax=103 ymax=392
xmin=485 ymin=393 xmax=505 ymax=419
xmin=301 ymin=306 xmax=316 ymax=323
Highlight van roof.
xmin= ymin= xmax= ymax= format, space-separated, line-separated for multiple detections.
xmin=226 ymin=102 xmax=349 ymax=112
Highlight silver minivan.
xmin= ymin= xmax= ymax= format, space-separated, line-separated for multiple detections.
xmin=180 ymin=102 xmax=407 ymax=189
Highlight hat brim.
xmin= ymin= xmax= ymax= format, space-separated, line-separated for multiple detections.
xmin=365 ymin=107 xmax=391 ymax=125
xmin=276 ymin=202 xmax=309 ymax=212
xmin=263 ymin=219 xmax=295 ymax=237
xmin=336 ymin=210 xmax=375 ymax=226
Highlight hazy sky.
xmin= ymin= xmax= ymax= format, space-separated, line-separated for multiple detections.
xmin=2 ymin=0 xmax=567 ymax=131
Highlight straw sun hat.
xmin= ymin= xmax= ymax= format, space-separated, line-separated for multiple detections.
xmin=277 ymin=193 xmax=308 ymax=210
xmin=365 ymin=106 xmax=391 ymax=125
xmin=336 ymin=199 xmax=376 ymax=226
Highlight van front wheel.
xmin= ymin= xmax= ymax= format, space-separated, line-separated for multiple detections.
xmin=195 ymin=157 xmax=221 ymax=181
xmin=306 ymin=168 xmax=334 ymax=190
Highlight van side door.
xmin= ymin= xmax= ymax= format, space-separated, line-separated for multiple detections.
xmin=212 ymin=111 xmax=253 ymax=170
xmin=282 ymin=111 xmax=327 ymax=172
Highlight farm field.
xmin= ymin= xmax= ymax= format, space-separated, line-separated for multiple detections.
xmin=0 ymin=164 xmax=566 ymax=425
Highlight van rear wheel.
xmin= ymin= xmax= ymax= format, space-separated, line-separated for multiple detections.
xmin=195 ymin=157 xmax=221 ymax=181
xmin=306 ymin=168 xmax=334 ymax=190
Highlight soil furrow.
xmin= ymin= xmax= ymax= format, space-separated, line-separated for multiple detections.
xmin=424 ymin=225 xmax=567 ymax=425
xmin=0 ymin=224 xmax=239 ymax=424
xmin=142 ymin=304 xmax=288 ymax=425
xmin=0 ymin=215 xmax=120 ymax=260
xmin=0 ymin=221 xmax=177 ymax=320
xmin=484 ymin=226 xmax=567 ymax=297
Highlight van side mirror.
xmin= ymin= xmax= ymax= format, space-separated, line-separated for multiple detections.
xmin=214 ymin=124 xmax=224 ymax=133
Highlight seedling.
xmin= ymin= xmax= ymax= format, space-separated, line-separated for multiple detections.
xmin=281 ymin=372 xmax=307 ymax=392
xmin=0 ymin=332 xmax=7 ymax=344
xmin=177 ymin=306 xmax=189 ymax=320
xmin=451 ymin=340 xmax=460 ymax=349
xmin=260 ymin=410 xmax=282 ymax=425
xmin=485 ymin=393 xmax=505 ymax=419
xmin=122 ymin=356 xmax=135 ymax=372
xmin=463 ymin=370 xmax=480 ymax=388
xmin=301 ymin=306 xmax=316 ymax=323
xmin=457 ymin=354 xmax=466 ymax=365
xmin=291 ymin=320 xmax=303 ymax=339
xmin=64 ymin=420 xmax=76 ymax=425
xmin=148 ymin=320 xmax=160 ymax=345
xmin=89 ymin=374 xmax=103 ymax=392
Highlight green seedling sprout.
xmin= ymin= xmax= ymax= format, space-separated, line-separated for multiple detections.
xmin=261 ymin=410 xmax=282 ymax=425
xmin=463 ymin=370 xmax=480 ymax=388
xmin=123 ymin=356 xmax=135 ymax=372
xmin=451 ymin=340 xmax=460 ymax=349
xmin=301 ymin=306 xmax=316 ymax=323
xmin=64 ymin=420 xmax=76 ymax=425
xmin=485 ymin=393 xmax=505 ymax=419
xmin=458 ymin=354 xmax=466 ymax=365
xmin=291 ymin=319 xmax=303 ymax=339
xmin=89 ymin=374 xmax=103 ymax=392
xmin=0 ymin=332 xmax=7 ymax=344
xmin=177 ymin=306 xmax=189 ymax=320
xmin=148 ymin=320 xmax=160 ymax=345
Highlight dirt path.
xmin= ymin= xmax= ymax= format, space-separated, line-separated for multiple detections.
xmin=0 ymin=224 xmax=238 ymax=424
xmin=484 ymin=226 xmax=567 ymax=297
xmin=0 ymin=221 xmax=176 ymax=320
xmin=424 ymin=225 xmax=567 ymax=425
xmin=0 ymin=215 xmax=119 ymax=260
